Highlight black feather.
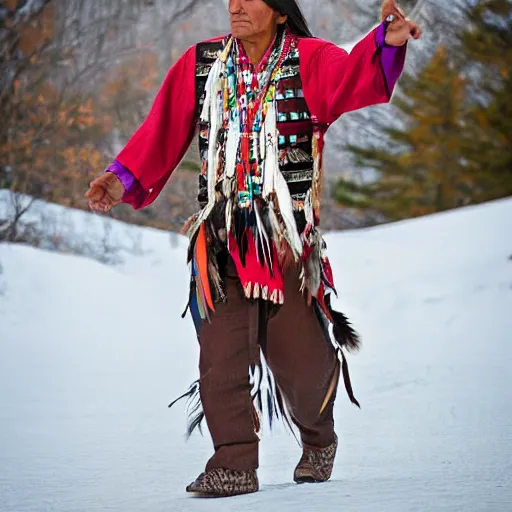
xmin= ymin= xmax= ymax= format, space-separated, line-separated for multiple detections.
xmin=187 ymin=229 xmax=200 ymax=264
xmin=187 ymin=411 xmax=205 ymax=438
xmin=256 ymin=389 xmax=263 ymax=417
xmin=168 ymin=380 xmax=200 ymax=408
xmin=267 ymin=388 xmax=275 ymax=428
xmin=325 ymin=294 xmax=361 ymax=353
xmin=340 ymin=349 xmax=361 ymax=409
xmin=168 ymin=380 xmax=206 ymax=438
xmin=275 ymin=386 xmax=300 ymax=445
xmin=314 ymin=300 xmax=362 ymax=409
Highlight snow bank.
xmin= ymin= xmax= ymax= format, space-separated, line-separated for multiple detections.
xmin=1 ymin=197 xmax=511 ymax=511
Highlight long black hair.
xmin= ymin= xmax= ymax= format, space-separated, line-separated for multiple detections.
xmin=262 ymin=0 xmax=313 ymax=38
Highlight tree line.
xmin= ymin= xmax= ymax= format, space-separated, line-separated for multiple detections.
xmin=334 ymin=0 xmax=512 ymax=223
xmin=2 ymin=0 xmax=474 ymax=243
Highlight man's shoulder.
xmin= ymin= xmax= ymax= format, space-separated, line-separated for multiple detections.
xmin=184 ymin=35 xmax=228 ymax=62
xmin=297 ymin=36 xmax=337 ymax=51
xmin=192 ymin=35 xmax=229 ymax=52
xmin=188 ymin=35 xmax=228 ymax=67
xmin=296 ymin=36 xmax=346 ymax=62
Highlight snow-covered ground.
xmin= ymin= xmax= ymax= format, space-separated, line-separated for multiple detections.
xmin=1 ymin=197 xmax=511 ymax=512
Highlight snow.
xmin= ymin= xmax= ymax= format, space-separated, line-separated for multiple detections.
xmin=1 ymin=197 xmax=511 ymax=511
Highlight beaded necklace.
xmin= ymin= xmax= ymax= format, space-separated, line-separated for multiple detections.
xmin=223 ymin=27 xmax=293 ymax=209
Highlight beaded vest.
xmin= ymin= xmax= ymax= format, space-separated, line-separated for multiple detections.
xmin=194 ymin=38 xmax=316 ymax=235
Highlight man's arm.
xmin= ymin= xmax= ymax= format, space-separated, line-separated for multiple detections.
xmin=299 ymin=23 xmax=406 ymax=127
xmin=299 ymin=0 xmax=421 ymax=127
xmin=376 ymin=22 xmax=408 ymax=97
xmin=105 ymin=44 xmax=198 ymax=210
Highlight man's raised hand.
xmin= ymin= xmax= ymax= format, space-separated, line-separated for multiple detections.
xmin=381 ymin=0 xmax=422 ymax=46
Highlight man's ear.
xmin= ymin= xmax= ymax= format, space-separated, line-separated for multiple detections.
xmin=276 ymin=13 xmax=288 ymax=25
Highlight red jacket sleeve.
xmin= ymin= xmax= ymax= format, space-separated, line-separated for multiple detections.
xmin=116 ymin=45 xmax=197 ymax=209
xmin=299 ymin=27 xmax=403 ymax=127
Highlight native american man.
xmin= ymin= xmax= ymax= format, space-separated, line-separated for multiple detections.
xmin=86 ymin=0 xmax=421 ymax=498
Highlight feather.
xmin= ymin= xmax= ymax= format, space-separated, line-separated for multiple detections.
xmin=222 ymin=177 xmax=236 ymax=234
xmin=181 ymin=213 xmax=200 ymax=238
xmin=259 ymin=116 xmax=266 ymax=161
xmin=186 ymin=228 xmax=200 ymax=264
xmin=304 ymin=189 xmax=314 ymax=228
xmin=195 ymin=223 xmax=215 ymax=313
xmin=319 ymin=361 xmax=340 ymax=414
xmin=256 ymin=390 xmax=263 ymax=419
xmin=268 ymin=203 xmax=282 ymax=241
xmin=258 ymin=100 xmax=301 ymax=259
xmin=249 ymin=365 xmax=262 ymax=397
xmin=200 ymin=61 xmax=216 ymax=122
xmin=168 ymin=380 xmax=200 ymax=409
xmin=208 ymin=259 xmax=225 ymax=302
xmin=225 ymin=118 xmax=240 ymax=179
xmin=225 ymin=197 xmax=233 ymax=234
xmin=340 ymin=349 xmax=361 ymax=409
xmin=305 ymin=245 xmax=322 ymax=297
xmin=262 ymin=100 xmax=278 ymax=198
xmin=299 ymin=265 xmax=307 ymax=293
xmin=168 ymin=380 xmax=207 ymax=438
xmin=324 ymin=294 xmax=361 ymax=353
xmin=254 ymin=201 xmax=273 ymax=272
xmin=187 ymin=411 xmax=205 ymax=438
xmin=273 ymin=168 xmax=303 ymax=259
xmin=195 ymin=278 xmax=208 ymax=322
xmin=252 ymin=131 xmax=259 ymax=168
xmin=194 ymin=59 xmax=224 ymax=230
xmin=274 ymin=384 xmax=300 ymax=445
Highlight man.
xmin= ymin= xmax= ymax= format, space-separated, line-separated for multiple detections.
xmin=86 ymin=0 xmax=421 ymax=498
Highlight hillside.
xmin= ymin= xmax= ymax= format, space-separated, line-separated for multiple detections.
xmin=1 ymin=197 xmax=511 ymax=511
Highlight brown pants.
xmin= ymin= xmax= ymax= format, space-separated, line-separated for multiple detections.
xmin=197 ymin=261 xmax=339 ymax=472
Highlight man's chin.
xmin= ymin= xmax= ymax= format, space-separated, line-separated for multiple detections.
xmin=230 ymin=26 xmax=252 ymax=38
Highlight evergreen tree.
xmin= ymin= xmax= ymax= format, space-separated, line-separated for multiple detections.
xmin=460 ymin=0 xmax=512 ymax=201
xmin=336 ymin=0 xmax=512 ymax=222
xmin=335 ymin=47 xmax=471 ymax=220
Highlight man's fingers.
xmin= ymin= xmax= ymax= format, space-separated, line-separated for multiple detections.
xmin=85 ymin=173 xmax=121 ymax=214
xmin=408 ymin=20 xmax=422 ymax=38
xmin=381 ymin=0 xmax=393 ymax=21
xmin=391 ymin=7 xmax=407 ymax=23
xmin=85 ymin=185 xmax=105 ymax=202
xmin=86 ymin=173 xmax=123 ymax=212
xmin=89 ymin=176 xmax=106 ymax=188
xmin=85 ymin=185 xmax=116 ymax=207
xmin=395 ymin=3 xmax=406 ymax=19
xmin=89 ymin=173 xmax=115 ymax=190
xmin=85 ymin=187 xmax=99 ymax=201
xmin=382 ymin=0 xmax=407 ymax=23
xmin=88 ymin=200 xmax=112 ymax=213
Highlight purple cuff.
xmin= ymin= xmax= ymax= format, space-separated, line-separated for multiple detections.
xmin=376 ymin=22 xmax=407 ymax=94
xmin=105 ymin=160 xmax=135 ymax=194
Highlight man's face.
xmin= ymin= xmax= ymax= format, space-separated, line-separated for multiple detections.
xmin=229 ymin=0 xmax=285 ymax=40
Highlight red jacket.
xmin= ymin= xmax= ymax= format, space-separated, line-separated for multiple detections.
xmin=116 ymin=27 xmax=404 ymax=209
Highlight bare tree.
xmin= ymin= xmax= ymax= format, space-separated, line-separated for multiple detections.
xmin=52 ymin=0 xmax=148 ymax=87
xmin=140 ymin=0 xmax=217 ymax=68
xmin=0 ymin=1 xmax=157 ymax=248
xmin=324 ymin=0 xmax=442 ymax=187
xmin=0 ymin=0 xmax=442 ymax=240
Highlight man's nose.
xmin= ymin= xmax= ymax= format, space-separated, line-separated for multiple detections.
xmin=229 ymin=0 xmax=243 ymax=14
